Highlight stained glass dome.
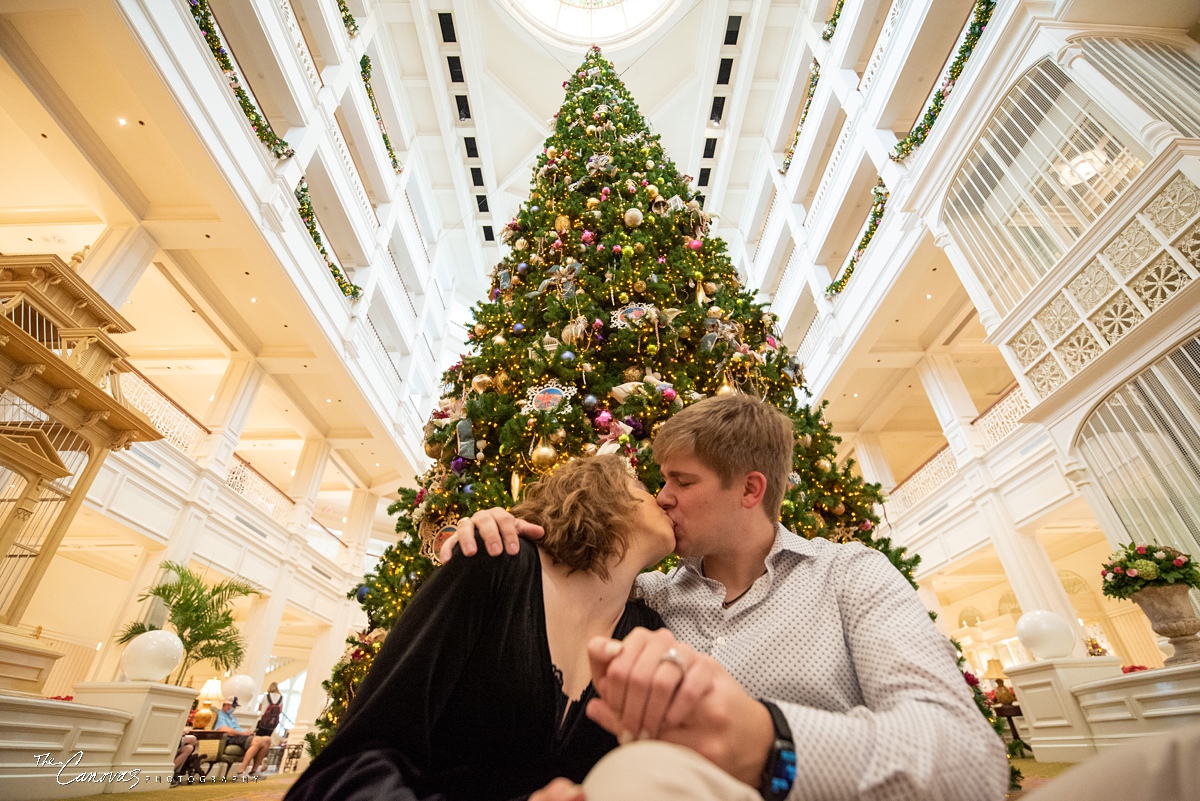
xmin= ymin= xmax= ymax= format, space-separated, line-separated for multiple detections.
xmin=497 ymin=0 xmax=681 ymax=48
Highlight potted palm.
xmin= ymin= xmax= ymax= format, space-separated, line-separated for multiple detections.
xmin=1101 ymin=542 xmax=1200 ymax=666
xmin=118 ymin=560 xmax=262 ymax=686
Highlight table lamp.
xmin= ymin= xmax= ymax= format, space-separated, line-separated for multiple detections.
xmin=982 ymin=659 xmax=1016 ymax=705
xmin=193 ymin=677 xmax=226 ymax=729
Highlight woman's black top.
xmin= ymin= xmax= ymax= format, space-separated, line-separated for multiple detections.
xmin=285 ymin=538 xmax=664 ymax=801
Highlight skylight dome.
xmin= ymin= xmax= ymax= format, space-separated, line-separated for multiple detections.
xmin=499 ymin=0 xmax=680 ymax=49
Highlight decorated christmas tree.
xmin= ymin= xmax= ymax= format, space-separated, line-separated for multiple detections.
xmin=305 ymin=47 xmax=917 ymax=757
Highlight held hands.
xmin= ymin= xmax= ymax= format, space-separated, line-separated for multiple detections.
xmin=585 ymin=628 xmax=774 ymax=787
xmin=529 ymin=778 xmax=585 ymax=801
xmin=439 ymin=508 xmax=545 ymax=563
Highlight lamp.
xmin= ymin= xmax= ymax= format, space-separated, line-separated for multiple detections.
xmin=982 ymin=659 xmax=1016 ymax=705
xmin=193 ymin=677 xmax=225 ymax=730
xmin=1054 ymin=148 xmax=1108 ymax=187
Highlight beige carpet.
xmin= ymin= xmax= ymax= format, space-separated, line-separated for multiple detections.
xmin=1008 ymin=758 xmax=1073 ymax=798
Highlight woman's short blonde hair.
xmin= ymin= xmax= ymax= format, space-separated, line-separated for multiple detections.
xmin=512 ymin=454 xmax=639 ymax=579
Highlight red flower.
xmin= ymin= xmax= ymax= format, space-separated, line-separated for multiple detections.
xmin=1100 ymin=569 xmax=1108 ymax=576
xmin=1136 ymin=546 xmax=1147 ymax=555
xmin=964 ymin=672 xmax=979 ymax=687
xmin=1175 ymin=557 xmax=1187 ymax=567
xmin=1114 ymin=566 xmax=1125 ymax=574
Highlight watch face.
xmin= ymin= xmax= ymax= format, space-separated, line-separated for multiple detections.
xmin=767 ymin=745 xmax=796 ymax=798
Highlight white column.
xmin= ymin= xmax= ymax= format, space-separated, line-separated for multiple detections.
xmin=855 ymin=433 xmax=896 ymax=493
xmin=1063 ymin=458 xmax=1134 ymax=550
xmin=197 ymin=356 xmax=265 ymax=474
xmin=929 ymin=226 xmax=1002 ymax=332
xmin=77 ymin=226 xmax=159 ymax=307
xmin=916 ymin=353 xmax=988 ymax=466
xmin=916 ymin=585 xmax=949 ymax=636
xmin=975 ymin=491 xmax=1086 ymax=654
xmin=339 ymin=489 xmax=378 ymax=573
xmin=291 ymin=599 xmax=358 ymax=740
xmin=287 ymin=438 xmax=332 ymax=532
xmin=240 ymin=564 xmax=296 ymax=691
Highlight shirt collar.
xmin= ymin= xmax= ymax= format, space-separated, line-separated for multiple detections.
xmin=681 ymin=523 xmax=815 ymax=576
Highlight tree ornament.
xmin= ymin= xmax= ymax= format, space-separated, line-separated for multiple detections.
xmin=679 ymin=325 xmax=692 ymax=339
xmin=704 ymin=282 xmax=718 ymax=295
xmin=550 ymin=428 xmax=567 ymax=444
xmin=423 ymin=440 xmax=443 ymax=459
xmin=634 ymin=242 xmax=644 ymax=254
xmin=623 ymin=366 xmax=643 ymax=382
xmin=797 ymin=433 xmax=813 ymax=448
xmin=715 ymin=374 xmax=738 ymax=396
xmin=581 ymin=362 xmax=594 ymax=373
xmin=707 ymin=306 xmax=723 ymax=318
xmin=812 ymin=513 xmax=825 ymax=529
xmin=582 ymin=442 xmax=598 ymax=457
xmin=587 ymin=197 xmax=600 ymax=209
xmin=633 ymin=279 xmax=647 ymax=293
xmin=517 ymin=262 xmax=530 ymax=275
xmin=832 ymin=501 xmax=847 ymax=516
xmin=495 ymin=371 xmax=513 ymax=393
xmin=555 ymin=215 xmax=570 ymax=233
xmin=513 ymin=323 xmax=525 ymax=333
xmin=815 ymin=458 xmax=833 ymax=472
xmin=470 ymin=374 xmax=494 ymax=393
xmin=492 ymin=334 xmax=507 ymax=346
xmin=511 ymin=472 xmax=523 ymax=501
xmin=646 ymin=343 xmax=658 ymax=355
xmin=582 ymin=393 xmax=599 ymax=411
xmin=526 ymin=418 xmax=537 ymax=430
xmin=624 ymin=207 xmax=644 ymax=227
xmin=647 ymin=184 xmax=659 ymax=198
xmin=473 ymin=323 xmax=487 ymax=337
xmin=531 ymin=437 xmax=558 ymax=469
xmin=560 ymin=350 xmax=576 ymax=362
xmin=618 ymin=292 xmax=630 ymax=303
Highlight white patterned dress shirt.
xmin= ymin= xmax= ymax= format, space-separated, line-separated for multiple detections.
xmin=635 ymin=525 xmax=1008 ymax=801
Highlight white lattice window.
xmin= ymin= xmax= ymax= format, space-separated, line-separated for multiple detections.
xmin=1080 ymin=37 xmax=1200 ymax=138
xmin=1076 ymin=334 xmax=1200 ymax=557
xmin=943 ymin=59 xmax=1149 ymax=315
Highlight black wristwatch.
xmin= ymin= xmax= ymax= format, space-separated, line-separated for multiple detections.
xmin=758 ymin=700 xmax=796 ymax=801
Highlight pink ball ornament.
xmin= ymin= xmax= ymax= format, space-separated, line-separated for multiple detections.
xmin=613 ymin=245 xmax=622 ymax=254
xmin=688 ymin=239 xmax=703 ymax=251
xmin=594 ymin=410 xmax=613 ymax=429
xmin=662 ymin=388 xmax=677 ymax=401
xmin=592 ymin=319 xmax=604 ymax=329
xmin=657 ymin=256 xmax=667 ymax=264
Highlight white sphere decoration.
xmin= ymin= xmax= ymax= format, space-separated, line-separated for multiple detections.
xmin=121 ymin=630 xmax=184 ymax=682
xmin=222 ymin=674 xmax=257 ymax=708
xmin=623 ymin=207 xmax=643 ymax=228
xmin=1016 ymin=610 xmax=1077 ymax=659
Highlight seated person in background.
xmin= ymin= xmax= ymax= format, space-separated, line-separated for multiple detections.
xmin=213 ymin=696 xmax=272 ymax=779
xmin=284 ymin=454 xmax=676 ymax=801
xmin=174 ymin=733 xmax=199 ymax=777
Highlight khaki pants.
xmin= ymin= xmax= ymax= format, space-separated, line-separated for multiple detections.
xmin=582 ymin=741 xmax=759 ymax=801
xmin=1024 ymin=724 xmax=1200 ymax=801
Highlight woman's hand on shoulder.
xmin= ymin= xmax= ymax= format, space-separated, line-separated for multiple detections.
xmin=439 ymin=508 xmax=545 ymax=562
xmin=530 ymin=778 xmax=585 ymax=801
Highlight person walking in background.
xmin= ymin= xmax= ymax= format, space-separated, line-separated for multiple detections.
xmin=257 ymin=682 xmax=284 ymax=737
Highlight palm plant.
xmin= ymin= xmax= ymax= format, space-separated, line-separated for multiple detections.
xmin=118 ymin=560 xmax=262 ymax=686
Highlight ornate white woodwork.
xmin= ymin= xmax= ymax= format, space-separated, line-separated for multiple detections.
xmin=117 ymin=371 xmax=207 ymax=460
xmin=887 ymin=445 xmax=958 ymax=513
xmin=973 ymin=386 xmax=1032 ymax=448
xmin=225 ymin=455 xmax=294 ymax=525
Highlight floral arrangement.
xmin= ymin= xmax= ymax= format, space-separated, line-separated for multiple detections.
xmin=890 ymin=0 xmax=996 ymax=162
xmin=295 ymin=180 xmax=363 ymax=300
xmin=821 ymin=0 xmax=845 ymax=41
xmin=186 ymin=0 xmax=294 ymax=160
xmin=780 ymin=60 xmax=820 ymax=174
xmin=1121 ymin=665 xmax=1149 ymax=674
xmin=337 ymin=0 xmax=359 ymax=37
xmin=827 ymin=179 xmax=889 ymax=295
xmin=1100 ymin=541 xmax=1200 ymax=600
xmin=361 ymin=56 xmax=402 ymax=172
xmin=1085 ymin=636 xmax=1109 ymax=656
xmin=47 ymin=694 xmax=74 ymax=702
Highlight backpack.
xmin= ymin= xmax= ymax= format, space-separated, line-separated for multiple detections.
xmin=257 ymin=694 xmax=282 ymax=733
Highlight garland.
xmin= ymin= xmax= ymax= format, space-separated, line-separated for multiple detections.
xmin=295 ymin=180 xmax=363 ymax=300
xmin=780 ymin=60 xmax=821 ymax=174
xmin=338 ymin=0 xmax=359 ymax=36
xmin=821 ymin=0 xmax=845 ymax=41
xmin=361 ymin=56 xmax=402 ymax=171
xmin=827 ymin=179 xmax=888 ymax=295
xmin=186 ymin=0 xmax=294 ymax=159
xmin=891 ymin=0 xmax=996 ymax=162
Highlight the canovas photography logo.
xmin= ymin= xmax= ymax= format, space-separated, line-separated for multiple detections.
xmin=33 ymin=752 xmax=260 ymax=787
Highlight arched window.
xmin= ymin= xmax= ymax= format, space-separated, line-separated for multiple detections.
xmin=958 ymin=606 xmax=984 ymax=628
xmin=998 ymin=591 xmax=1023 ymax=618
xmin=1080 ymin=38 xmax=1200 ymax=138
xmin=943 ymin=59 xmax=1149 ymax=315
xmin=1076 ymin=333 xmax=1200 ymax=557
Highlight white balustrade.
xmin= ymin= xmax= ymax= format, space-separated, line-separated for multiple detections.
xmin=226 ymin=456 xmax=294 ymax=524
xmin=859 ymin=0 xmax=907 ymax=93
xmin=365 ymin=314 xmax=404 ymax=387
xmin=118 ymin=371 xmax=207 ymax=459
xmin=886 ymin=445 xmax=958 ymax=514
xmin=279 ymin=0 xmax=322 ymax=93
xmin=330 ymin=119 xmax=378 ymax=226
xmin=796 ymin=312 xmax=827 ymax=368
xmin=805 ymin=118 xmax=853 ymax=229
xmin=972 ymin=386 xmax=1032 ymax=448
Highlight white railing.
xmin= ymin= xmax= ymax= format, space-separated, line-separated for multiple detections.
xmin=805 ymin=117 xmax=853 ymax=229
xmin=330 ymin=119 xmax=378 ymax=226
xmin=279 ymin=0 xmax=322 ymax=93
xmin=385 ymin=247 xmax=417 ymax=318
xmin=365 ymin=314 xmax=404 ymax=387
xmin=118 ymin=370 xmax=208 ymax=459
xmin=226 ymin=455 xmax=294 ymax=524
xmin=796 ymin=312 xmax=827 ymax=368
xmin=859 ymin=0 xmax=908 ymax=93
xmin=306 ymin=518 xmax=345 ymax=561
xmin=753 ymin=191 xmax=778 ymax=263
xmin=972 ymin=386 xmax=1032 ymax=448
xmin=887 ymin=445 xmax=958 ymax=514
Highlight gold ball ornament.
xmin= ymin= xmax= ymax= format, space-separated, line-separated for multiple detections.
xmin=812 ymin=513 xmax=825 ymax=529
xmin=633 ymin=279 xmax=647 ymax=293
xmin=815 ymin=458 xmax=833 ymax=472
xmin=704 ymin=282 xmax=718 ymax=295
xmin=470 ymin=374 xmax=494 ymax=393
xmin=715 ymin=375 xmax=738 ymax=396
xmin=707 ymin=307 xmax=724 ymax=319
xmin=587 ymin=197 xmax=600 ymax=210
xmin=678 ymin=325 xmax=692 ymax=339
xmin=618 ymin=292 xmax=630 ymax=303
xmin=495 ymin=371 xmax=512 ymax=393
xmin=797 ymin=433 xmax=813 ymax=449
xmin=550 ymin=428 xmax=567 ymax=444
xmin=582 ymin=442 xmax=598 ymax=457
xmin=647 ymin=184 xmax=659 ymax=198
xmin=492 ymin=334 xmax=507 ymax=346
xmin=424 ymin=440 xmax=443 ymax=459
xmin=515 ymin=238 xmax=527 ymax=251
xmin=624 ymin=366 xmax=643 ymax=382
xmin=531 ymin=438 xmax=558 ymax=470
xmin=624 ymin=208 xmax=644 ymax=227
xmin=473 ymin=323 xmax=487 ymax=337
xmin=634 ymin=242 xmax=644 ymax=254
xmin=546 ymin=146 xmax=558 ymax=159
xmin=832 ymin=502 xmax=847 ymax=516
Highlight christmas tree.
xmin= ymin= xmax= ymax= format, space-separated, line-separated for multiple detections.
xmin=305 ymin=46 xmax=917 ymax=757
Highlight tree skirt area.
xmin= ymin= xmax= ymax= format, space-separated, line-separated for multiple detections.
xmin=77 ymin=773 xmax=296 ymax=801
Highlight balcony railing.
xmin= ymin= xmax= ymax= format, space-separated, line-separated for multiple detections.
xmin=972 ymin=385 xmax=1032 ymax=448
xmin=796 ymin=313 xmax=827 ymax=369
xmin=226 ymin=455 xmax=294 ymax=524
xmin=307 ymin=517 xmax=346 ymax=561
xmin=858 ymin=0 xmax=908 ymax=94
xmin=117 ymin=368 xmax=209 ymax=460
xmin=887 ymin=445 xmax=958 ymax=514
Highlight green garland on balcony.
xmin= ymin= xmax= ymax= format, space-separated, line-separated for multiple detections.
xmin=361 ymin=56 xmax=402 ymax=172
xmin=780 ymin=60 xmax=821 ymax=174
xmin=338 ymin=0 xmax=359 ymax=36
xmin=890 ymin=0 xmax=996 ymax=162
xmin=295 ymin=179 xmax=363 ymax=300
xmin=186 ymin=0 xmax=294 ymax=160
xmin=827 ymin=179 xmax=888 ymax=296
xmin=821 ymin=0 xmax=845 ymax=41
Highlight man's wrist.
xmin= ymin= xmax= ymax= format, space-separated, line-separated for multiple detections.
xmin=757 ymin=701 xmax=796 ymax=801
xmin=732 ymin=695 xmax=776 ymax=786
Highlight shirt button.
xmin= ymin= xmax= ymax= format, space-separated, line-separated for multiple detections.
xmin=715 ymin=636 xmax=727 ymax=646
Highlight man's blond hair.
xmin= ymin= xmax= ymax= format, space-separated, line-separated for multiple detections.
xmin=653 ymin=394 xmax=794 ymax=521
